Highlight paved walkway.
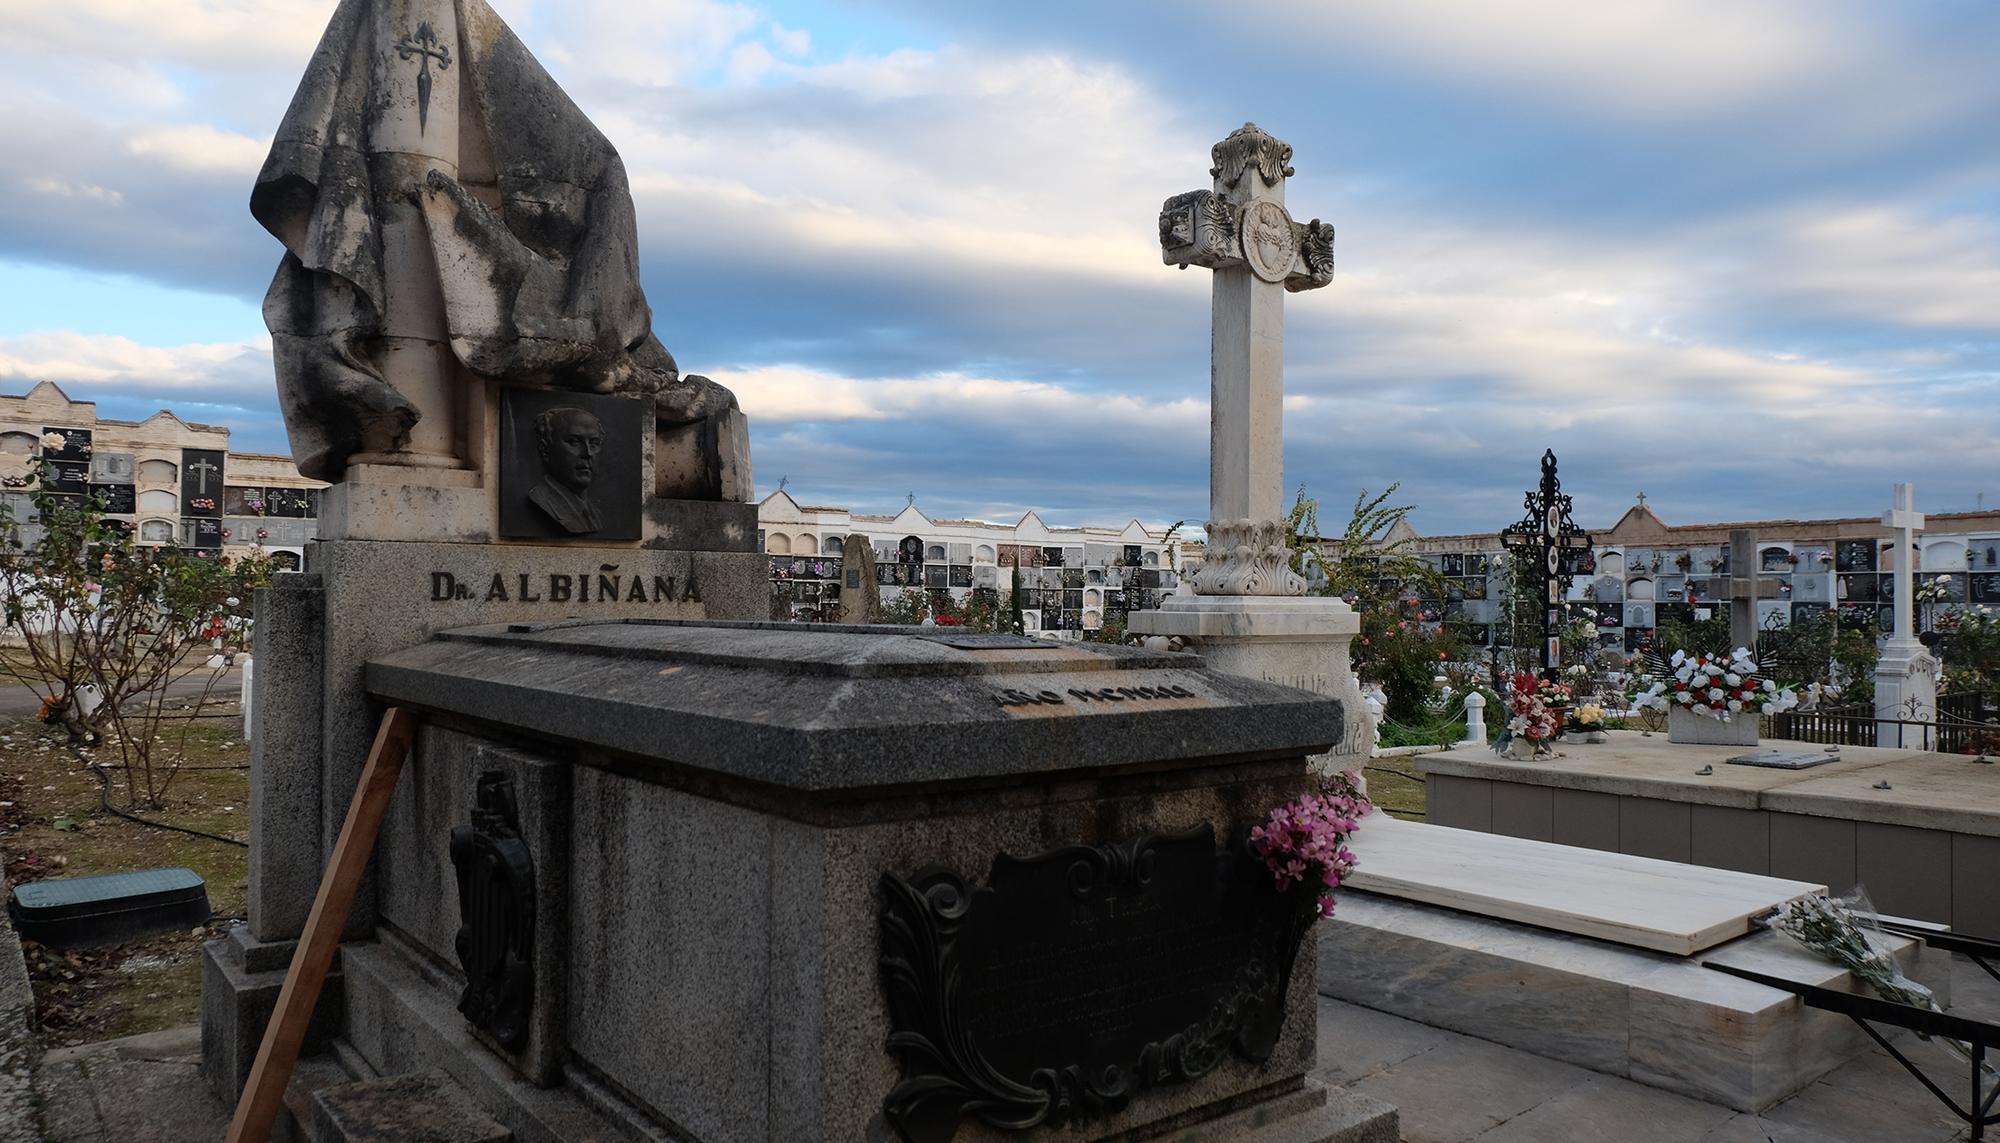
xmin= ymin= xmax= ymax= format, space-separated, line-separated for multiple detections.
xmin=31 ymin=1026 xmax=226 ymax=1142
xmin=1316 ymin=951 xmax=2000 ymax=1142
xmin=23 ymin=954 xmax=2000 ymax=1141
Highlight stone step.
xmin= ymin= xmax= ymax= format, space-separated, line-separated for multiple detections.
xmin=311 ymin=1071 xmax=511 ymax=1142
xmin=1150 ymin=1078 xmax=1398 ymax=1143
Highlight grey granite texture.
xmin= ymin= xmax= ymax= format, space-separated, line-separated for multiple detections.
xmin=376 ymin=729 xmax=570 ymax=1086
xmin=365 ymin=620 xmax=1343 ymax=794
xmin=641 ymin=497 xmax=758 ymax=552
xmin=248 ymin=572 xmax=327 ymax=942
xmin=1316 ymin=890 xmax=1943 ymax=1111
xmin=0 ymin=867 xmax=34 ymax=1143
xmin=337 ymin=934 xmax=643 ymax=1143
xmin=312 ymin=1071 xmax=511 ymax=1142
xmin=200 ymin=924 xmax=343 ymax=1106
xmin=311 ymin=538 xmax=763 ymax=939
xmin=353 ymin=742 xmax=1325 ymax=1141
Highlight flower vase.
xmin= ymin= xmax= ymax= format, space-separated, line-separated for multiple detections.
xmin=1668 ymin=706 xmax=1759 ymax=746
xmin=1507 ymin=735 xmax=1540 ymax=760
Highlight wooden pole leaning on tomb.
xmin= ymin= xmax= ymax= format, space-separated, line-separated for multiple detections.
xmin=226 ymin=707 xmax=419 ymax=1143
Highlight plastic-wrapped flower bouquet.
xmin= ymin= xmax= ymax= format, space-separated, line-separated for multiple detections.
xmin=1654 ymin=648 xmax=1799 ymax=722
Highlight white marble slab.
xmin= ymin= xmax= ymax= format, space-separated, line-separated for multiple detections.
xmin=1317 ymin=891 xmax=1947 ymax=1112
xmin=1345 ymin=817 xmax=1824 ymax=954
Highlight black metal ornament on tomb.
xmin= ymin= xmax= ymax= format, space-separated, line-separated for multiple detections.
xmin=449 ymin=772 xmax=535 ymax=1053
xmin=1499 ymin=449 xmax=1593 ymax=682
xmin=877 ymin=824 xmax=1318 ymax=1143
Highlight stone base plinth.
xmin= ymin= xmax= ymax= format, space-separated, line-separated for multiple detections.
xmin=1668 ymin=707 xmax=1760 ymax=746
xmin=1132 ymin=595 xmax=1368 ymax=762
xmin=200 ymin=926 xmax=344 ymax=1108
xmin=1875 ymin=644 xmax=1940 ymax=749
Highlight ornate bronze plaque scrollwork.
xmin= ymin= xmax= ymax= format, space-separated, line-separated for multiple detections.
xmin=877 ymin=824 xmax=1316 ymax=1143
xmin=450 ymin=772 xmax=536 ymax=1052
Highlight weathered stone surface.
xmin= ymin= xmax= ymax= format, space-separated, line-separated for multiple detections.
xmin=642 ymin=497 xmax=758 ymax=553
xmin=0 ymin=867 xmax=34 ymax=1143
xmin=200 ymin=928 xmax=343 ymax=1107
xmin=254 ymin=0 xmax=749 ymax=496
xmin=377 ymin=731 xmax=569 ymax=1085
xmin=366 ymin=620 xmax=1343 ymax=794
xmin=312 ymin=1071 xmax=510 ymax=1142
xmin=836 ymin=532 xmax=880 ymax=623
xmin=249 ymin=573 xmax=326 ymax=942
xmin=313 ymin=538 xmax=762 ymax=935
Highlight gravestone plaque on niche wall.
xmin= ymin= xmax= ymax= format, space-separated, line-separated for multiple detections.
xmin=499 ymin=388 xmax=645 ymax=541
xmin=878 ymin=824 xmax=1314 ymax=1142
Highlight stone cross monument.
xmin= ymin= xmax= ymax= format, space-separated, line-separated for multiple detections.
xmin=1133 ymin=124 xmax=1367 ymax=759
xmin=1727 ymin=529 xmax=1760 ymax=653
xmin=1157 ymin=123 xmax=1336 ymax=595
xmin=1875 ymin=482 xmax=1938 ymax=736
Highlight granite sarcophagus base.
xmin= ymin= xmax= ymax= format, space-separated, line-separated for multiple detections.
xmin=336 ymin=619 xmax=1389 ymax=1142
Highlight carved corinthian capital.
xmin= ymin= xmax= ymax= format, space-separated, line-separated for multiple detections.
xmin=1210 ymin=123 xmax=1294 ymax=192
xmin=1193 ymin=519 xmax=1309 ymax=596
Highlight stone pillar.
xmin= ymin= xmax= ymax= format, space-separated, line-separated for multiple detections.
xmin=1875 ymin=482 xmax=1938 ymax=745
xmin=357 ymin=0 xmax=464 ymax=470
xmin=1728 ymin=529 xmax=1759 ymax=654
xmin=1460 ymin=690 xmax=1487 ymax=747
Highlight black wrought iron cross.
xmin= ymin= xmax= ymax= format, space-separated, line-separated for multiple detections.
xmin=1499 ymin=449 xmax=1594 ymax=682
xmin=396 ymin=22 xmax=452 ymax=136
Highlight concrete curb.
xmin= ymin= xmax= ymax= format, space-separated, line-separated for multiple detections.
xmin=0 ymin=872 xmax=41 ymax=1143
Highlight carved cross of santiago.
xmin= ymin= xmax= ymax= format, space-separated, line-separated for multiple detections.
xmin=1159 ymin=123 xmax=1335 ymax=595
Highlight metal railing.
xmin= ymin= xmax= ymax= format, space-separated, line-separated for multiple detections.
xmin=1769 ymin=694 xmax=2000 ymax=753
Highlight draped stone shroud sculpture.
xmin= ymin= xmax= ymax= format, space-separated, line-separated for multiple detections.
xmin=252 ymin=0 xmax=750 ymax=501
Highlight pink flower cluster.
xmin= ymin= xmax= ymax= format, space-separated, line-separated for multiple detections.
xmin=1507 ymin=673 xmax=1562 ymax=742
xmin=1249 ymin=771 xmax=1374 ymax=919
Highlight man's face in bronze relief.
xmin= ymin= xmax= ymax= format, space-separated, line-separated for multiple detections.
xmin=538 ymin=408 xmax=604 ymax=492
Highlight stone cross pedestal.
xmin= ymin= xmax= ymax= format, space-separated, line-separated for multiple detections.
xmin=1132 ymin=124 xmax=1366 ymax=761
xmin=1875 ymin=482 xmax=1938 ymax=736
xmin=1727 ymin=529 xmax=1760 ymax=653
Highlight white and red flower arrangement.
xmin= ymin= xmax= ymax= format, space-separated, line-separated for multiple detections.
xmin=1650 ymin=648 xmax=1800 ymax=721
xmin=1493 ymin=671 xmax=1563 ymax=755
xmin=1249 ymin=769 xmax=1373 ymax=920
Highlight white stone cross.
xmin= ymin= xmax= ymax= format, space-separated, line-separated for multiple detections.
xmin=1884 ymin=482 xmax=1925 ymax=648
xmin=1158 ymin=123 xmax=1335 ymax=596
xmin=187 ymin=457 xmax=221 ymax=494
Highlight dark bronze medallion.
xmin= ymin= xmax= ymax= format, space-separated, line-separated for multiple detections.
xmin=877 ymin=824 xmax=1316 ymax=1143
xmin=450 ymin=772 xmax=535 ymax=1052
xmin=498 ymin=387 xmax=645 ymax=541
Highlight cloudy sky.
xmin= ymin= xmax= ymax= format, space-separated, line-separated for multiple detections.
xmin=1 ymin=1 xmax=1995 ymax=535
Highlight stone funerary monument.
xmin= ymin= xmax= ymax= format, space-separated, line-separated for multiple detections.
xmin=204 ymin=2 xmax=1394 ymax=1141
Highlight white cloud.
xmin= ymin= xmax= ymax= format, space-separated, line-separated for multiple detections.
xmin=716 ymin=364 xmax=1207 ymax=432
xmin=126 ymin=124 xmax=269 ymax=176
xmin=0 ymin=331 xmax=269 ymax=391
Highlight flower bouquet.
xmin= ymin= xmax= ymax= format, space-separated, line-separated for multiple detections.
xmin=1494 ymin=672 xmax=1563 ymax=759
xmin=1566 ymin=701 xmax=1609 ymax=744
xmin=1248 ymin=769 xmax=1373 ymax=921
xmin=1644 ymin=648 xmax=1798 ymax=745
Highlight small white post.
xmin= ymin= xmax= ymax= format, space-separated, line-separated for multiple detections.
xmin=1363 ymin=692 xmax=1384 ymax=754
xmin=241 ymin=656 xmax=256 ymax=743
xmin=1460 ymin=691 xmax=1487 ymax=747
